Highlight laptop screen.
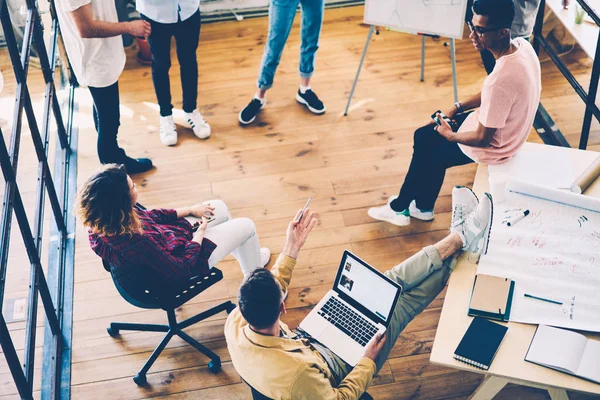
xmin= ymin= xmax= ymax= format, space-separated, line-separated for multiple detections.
xmin=334 ymin=251 xmax=401 ymax=324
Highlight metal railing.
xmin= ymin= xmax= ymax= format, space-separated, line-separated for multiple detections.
xmin=533 ymin=0 xmax=600 ymax=149
xmin=0 ymin=0 xmax=78 ymax=398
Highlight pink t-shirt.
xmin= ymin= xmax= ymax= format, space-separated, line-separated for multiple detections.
xmin=458 ymin=38 xmax=541 ymax=164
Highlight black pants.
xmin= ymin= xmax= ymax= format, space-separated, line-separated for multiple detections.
xmin=390 ymin=113 xmax=474 ymax=212
xmin=89 ymin=82 xmax=126 ymax=163
xmin=144 ymin=10 xmax=201 ymax=117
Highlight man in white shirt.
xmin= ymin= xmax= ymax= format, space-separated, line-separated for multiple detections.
xmin=137 ymin=0 xmax=210 ymax=146
xmin=55 ymin=0 xmax=153 ymax=174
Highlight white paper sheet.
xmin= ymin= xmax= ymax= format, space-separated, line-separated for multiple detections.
xmin=488 ymin=147 xmax=575 ymax=189
xmin=477 ymin=186 xmax=600 ymax=332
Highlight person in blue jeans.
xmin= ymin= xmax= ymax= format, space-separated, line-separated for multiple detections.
xmin=239 ymin=0 xmax=326 ymax=125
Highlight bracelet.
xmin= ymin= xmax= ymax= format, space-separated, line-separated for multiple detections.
xmin=454 ymin=101 xmax=463 ymax=113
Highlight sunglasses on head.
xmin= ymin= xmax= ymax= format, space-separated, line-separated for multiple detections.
xmin=467 ymin=20 xmax=507 ymax=36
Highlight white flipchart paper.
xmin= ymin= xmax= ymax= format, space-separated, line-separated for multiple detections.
xmin=477 ymin=180 xmax=600 ymax=332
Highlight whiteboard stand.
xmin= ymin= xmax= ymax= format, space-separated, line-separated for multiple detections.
xmin=344 ymin=25 xmax=377 ymax=116
xmin=421 ymin=35 xmax=426 ymax=82
xmin=344 ymin=29 xmax=459 ymax=116
xmin=450 ymin=38 xmax=458 ymax=103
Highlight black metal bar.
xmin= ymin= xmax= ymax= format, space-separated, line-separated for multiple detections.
xmin=0 ymin=134 xmax=61 ymax=336
xmin=177 ymin=301 xmax=232 ymax=330
xmin=1 ymin=0 xmax=76 ymax=398
xmin=0 ymin=0 xmax=27 ymax=308
xmin=109 ymin=322 xmax=170 ymax=333
xmin=579 ymin=33 xmax=600 ymax=150
xmin=577 ymin=0 xmax=600 ymax=26
xmin=32 ymin=7 xmax=69 ymax=149
xmin=177 ymin=330 xmax=220 ymax=361
xmin=42 ymin=82 xmax=78 ymax=400
xmin=0 ymin=315 xmax=33 ymax=400
xmin=534 ymin=104 xmax=571 ymax=147
xmin=535 ymin=35 xmax=599 ymax=115
xmin=532 ymin=0 xmax=545 ymax=54
xmin=532 ymin=0 xmax=600 ymax=148
xmin=137 ymin=331 xmax=175 ymax=376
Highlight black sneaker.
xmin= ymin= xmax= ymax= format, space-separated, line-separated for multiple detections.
xmin=239 ymin=98 xmax=266 ymax=125
xmin=122 ymin=156 xmax=153 ymax=175
xmin=296 ymin=89 xmax=326 ymax=114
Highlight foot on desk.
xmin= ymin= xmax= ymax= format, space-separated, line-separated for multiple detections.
xmin=456 ymin=192 xmax=493 ymax=255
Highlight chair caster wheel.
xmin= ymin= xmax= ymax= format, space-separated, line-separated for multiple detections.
xmin=107 ymin=326 xmax=119 ymax=337
xmin=226 ymin=303 xmax=236 ymax=314
xmin=208 ymin=359 xmax=221 ymax=373
xmin=133 ymin=373 xmax=147 ymax=385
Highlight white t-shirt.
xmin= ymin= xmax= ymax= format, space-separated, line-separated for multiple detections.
xmin=55 ymin=0 xmax=126 ymax=88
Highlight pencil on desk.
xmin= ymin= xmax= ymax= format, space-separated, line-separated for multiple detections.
xmin=524 ymin=293 xmax=563 ymax=305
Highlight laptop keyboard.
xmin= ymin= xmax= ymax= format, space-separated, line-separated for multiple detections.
xmin=317 ymin=296 xmax=379 ymax=347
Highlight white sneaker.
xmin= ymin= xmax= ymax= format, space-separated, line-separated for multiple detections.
xmin=260 ymin=247 xmax=271 ymax=267
xmin=456 ymin=192 xmax=493 ymax=255
xmin=159 ymin=115 xmax=177 ymax=146
xmin=367 ymin=202 xmax=410 ymax=226
xmin=408 ymin=200 xmax=434 ymax=221
xmin=185 ymin=110 xmax=211 ymax=139
xmin=450 ymin=186 xmax=479 ymax=231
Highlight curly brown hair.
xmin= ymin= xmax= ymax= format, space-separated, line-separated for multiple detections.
xmin=76 ymin=164 xmax=142 ymax=236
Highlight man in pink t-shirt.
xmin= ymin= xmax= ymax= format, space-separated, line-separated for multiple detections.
xmin=368 ymin=0 xmax=541 ymax=227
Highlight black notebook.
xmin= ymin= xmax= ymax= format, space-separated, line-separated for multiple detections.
xmin=454 ymin=317 xmax=508 ymax=370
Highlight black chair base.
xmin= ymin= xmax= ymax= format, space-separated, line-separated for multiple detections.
xmin=108 ymin=299 xmax=236 ymax=385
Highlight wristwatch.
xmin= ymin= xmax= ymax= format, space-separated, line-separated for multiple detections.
xmin=454 ymin=101 xmax=463 ymax=113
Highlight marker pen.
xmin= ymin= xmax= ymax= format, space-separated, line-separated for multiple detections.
xmin=507 ymin=209 xmax=530 ymax=227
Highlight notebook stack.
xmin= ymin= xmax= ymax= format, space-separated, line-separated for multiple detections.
xmin=468 ymin=274 xmax=515 ymax=322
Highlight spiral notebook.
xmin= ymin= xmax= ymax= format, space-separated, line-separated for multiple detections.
xmin=454 ymin=317 xmax=508 ymax=370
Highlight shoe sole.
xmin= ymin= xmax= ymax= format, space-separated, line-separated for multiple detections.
xmin=160 ymin=136 xmax=177 ymax=146
xmin=480 ymin=192 xmax=494 ymax=255
xmin=238 ymin=100 xmax=266 ymax=125
xmin=296 ymin=93 xmax=326 ymax=114
xmin=367 ymin=209 xmax=410 ymax=227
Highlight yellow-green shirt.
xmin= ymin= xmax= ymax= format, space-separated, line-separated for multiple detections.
xmin=224 ymin=254 xmax=376 ymax=400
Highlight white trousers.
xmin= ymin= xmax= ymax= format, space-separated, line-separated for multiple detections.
xmin=187 ymin=200 xmax=262 ymax=276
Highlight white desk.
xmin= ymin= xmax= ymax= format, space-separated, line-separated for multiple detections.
xmin=430 ymin=143 xmax=600 ymax=399
xmin=546 ymin=0 xmax=600 ymax=60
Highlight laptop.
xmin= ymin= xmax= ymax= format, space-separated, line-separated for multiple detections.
xmin=299 ymin=250 xmax=402 ymax=366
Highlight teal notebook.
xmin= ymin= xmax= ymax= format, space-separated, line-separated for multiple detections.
xmin=468 ymin=274 xmax=515 ymax=322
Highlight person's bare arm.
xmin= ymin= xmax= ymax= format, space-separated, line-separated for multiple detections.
xmin=69 ymin=3 xmax=150 ymax=39
xmin=437 ymin=117 xmax=496 ymax=147
xmin=433 ymin=92 xmax=482 ymax=126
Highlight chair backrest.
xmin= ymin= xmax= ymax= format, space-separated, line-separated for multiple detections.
xmin=103 ymin=259 xmax=223 ymax=310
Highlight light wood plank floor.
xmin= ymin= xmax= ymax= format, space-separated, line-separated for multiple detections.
xmin=1 ymin=5 xmax=599 ymax=399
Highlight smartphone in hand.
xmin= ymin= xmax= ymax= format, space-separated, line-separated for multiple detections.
xmin=431 ymin=110 xmax=458 ymax=131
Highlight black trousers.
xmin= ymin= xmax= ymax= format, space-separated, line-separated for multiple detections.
xmin=88 ymin=82 xmax=126 ymax=163
xmin=390 ymin=113 xmax=474 ymax=212
xmin=144 ymin=10 xmax=201 ymax=117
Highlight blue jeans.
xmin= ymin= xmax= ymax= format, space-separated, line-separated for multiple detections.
xmin=257 ymin=0 xmax=324 ymax=90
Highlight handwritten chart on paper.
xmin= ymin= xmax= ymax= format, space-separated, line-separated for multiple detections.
xmin=477 ymin=186 xmax=600 ymax=332
xmin=364 ymin=0 xmax=468 ymax=39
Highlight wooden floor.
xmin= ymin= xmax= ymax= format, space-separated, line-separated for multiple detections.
xmin=1 ymin=5 xmax=600 ymax=399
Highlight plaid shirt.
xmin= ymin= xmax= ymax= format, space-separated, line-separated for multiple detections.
xmin=89 ymin=205 xmax=217 ymax=284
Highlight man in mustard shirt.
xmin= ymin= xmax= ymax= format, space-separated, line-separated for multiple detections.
xmin=225 ymin=187 xmax=493 ymax=399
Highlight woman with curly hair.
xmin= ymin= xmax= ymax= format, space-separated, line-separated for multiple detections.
xmin=76 ymin=164 xmax=270 ymax=283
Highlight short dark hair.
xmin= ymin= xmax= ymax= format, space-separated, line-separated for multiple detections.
xmin=238 ymin=269 xmax=283 ymax=329
xmin=472 ymin=0 xmax=515 ymax=29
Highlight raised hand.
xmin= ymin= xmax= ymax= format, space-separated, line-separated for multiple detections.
xmin=282 ymin=208 xmax=318 ymax=259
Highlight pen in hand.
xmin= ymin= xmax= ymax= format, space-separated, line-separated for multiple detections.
xmin=297 ymin=197 xmax=312 ymax=222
